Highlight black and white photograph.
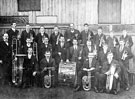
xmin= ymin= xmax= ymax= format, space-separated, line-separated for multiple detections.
xmin=0 ymin=0 xmax=135 ymax=99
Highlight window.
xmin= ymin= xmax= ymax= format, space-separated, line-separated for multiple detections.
xmin=98 ymin=0 xmax=121 ymax=24
xmin=18 ymin=0 xmax=41 ymax=11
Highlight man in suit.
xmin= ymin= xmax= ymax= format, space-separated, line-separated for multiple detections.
xmin=21 ymin=24 xmax=36 ymax=47
xmin=94 ymin=27 xmax=106 ymax=52
xmin=67 ymin=39 xmax=82 ymax=62
xmin=23 ymin=47 xmax=38 ymax=87
xmin=115 ymin=39 xmax=133 ymax=91
xmin=99 ymin=52 xmax=121 ymax=94
xmin=6 ymin=23 xmax=19 ymax=45
xmin=74 ymin=49 xmax=99 ymax=91
xmin=0 ymin=33 xmax=12 ymax=85
xmin=64 ymin=23 xmax=80 ymax=49
xmin=119 ymin=30 xmax=133 ymax=49
xmin=106 ymin=31 xmax=119 ymax=51
xmin=80 ymin=23 xmax=94 ymax=46
xmin=23 ymin=38 xmax=33 ymax=54
xmin=82 ymin=40 xmax=95 ymax=61
xmin=58 ymin=36 xmax=67 ymax=64
xmin=98 ymin=43 xmax=109 ymax=67
xmin=40 ymin=51 xmax=56 ymax=87
xmin=39 ymin=37 xmax=52 ymax=62
xmin=35 ymin=26 xmax=49 ymax=48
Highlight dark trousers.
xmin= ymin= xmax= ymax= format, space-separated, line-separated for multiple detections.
xmin=119 ymin=61 xmax=129 ymax=88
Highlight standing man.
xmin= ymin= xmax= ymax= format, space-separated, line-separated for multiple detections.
xmin=23 ymin=47 xmax=38 ymax=87
xmin=119 ymin=30 xmax=133 ymax=49
xmin=21 ymin=24 xmax=36 ymax=47
xmin=6 ymin=23 xmax=19 ymax=45
xmin=64 ymin=23 xmax=80 ymax=49
xmin=80 ymin=23 xmax=94 ymax=45
xmin=0 ymin=33 xmax=12 ymax=85
xmin=106 ymin=31 xmax=119 ymax=51
xmin=115 ymin=39 xmax=133 ymax=91
xmin=94 ymin=27 xmax=106 ymax=52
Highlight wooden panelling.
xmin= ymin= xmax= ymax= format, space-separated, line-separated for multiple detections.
xmin=121 ymin=0 xmax=135 ymax=24
xmin=0 ymin=0 xmax=98 ymax=29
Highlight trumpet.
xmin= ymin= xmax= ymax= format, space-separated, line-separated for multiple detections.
xmin=113 ymin=38 xmax=117 ymax=47
xmin=99 ymin=36 xmax=105 ymax=47
xmin=121 ymin=50 xmax=128 ymax=60
xmin=125 ymin=40 xmax=129 ymax=48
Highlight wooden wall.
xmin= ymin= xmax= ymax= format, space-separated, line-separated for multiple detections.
xmin=0 ymin=0 xmax=135 ymax=28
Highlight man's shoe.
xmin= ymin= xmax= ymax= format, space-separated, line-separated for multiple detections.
xmin=74 ymin=86 xmax=80 ymax=92
xmin=113 ymin=90 xmax=118 ymax=95
xmin=94 ymin=87 xmax=99 ymax=93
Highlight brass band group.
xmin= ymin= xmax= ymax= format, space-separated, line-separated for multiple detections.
xmin=0 ymin=23 xmax=133 ymax=95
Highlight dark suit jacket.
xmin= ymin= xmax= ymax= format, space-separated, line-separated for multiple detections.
xmin=68 ymin=45 xmax=82 ymax=62
xmin=23 ymin=55 xmax=38 ymax=71
xmin=64 ymin=28 xmax=80 ymax=48
xmin=80 ymin=30 xmax=94 ymax=45
xmin=40 ymin=57 xmax=55 ymax=71
xmin=21 ymin=30 xmax=35 ymax=46
xmin=94 ymin=33 xmax=106 ymax=51
xmin=35 ymin=32 xmax=49 ymax=47
xmin=82 ymin=45 xmax=95 ymax=61
xmin=119 ymin=35 xmax=133 ymax=48
xmin=7 ymin=28 xmax=19 ymax=45
xmin=101 ymin=59 xmax=121 ymax=75
xmin=0 ymin=41 xmax=12 ymax=63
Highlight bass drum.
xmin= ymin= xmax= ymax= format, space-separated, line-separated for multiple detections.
xmin=58 ymin=62 xmax=76 ymax=86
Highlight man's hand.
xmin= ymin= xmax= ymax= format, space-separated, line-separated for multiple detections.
xmin=83 ymin=68 xmax=87 ymax=71
xmin=67 ymin=39 xmax=70 ymax=42
xmin=58 ymin=52 xmax=61 ymax=55
xmin=0 ymin=60 xmax=2 ymax=64
xmin=114 ymin=73 xmax=119 ymax=79
xmin=33 ymin=71 xmax=37 ymax=76
xmin=78 ymin=57 xmax=81 ymax=60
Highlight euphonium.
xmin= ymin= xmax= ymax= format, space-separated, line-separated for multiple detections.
xmin=43 ymin=67 xmax=54 ymax=88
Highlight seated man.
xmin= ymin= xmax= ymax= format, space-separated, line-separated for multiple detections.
xmin=23 ymin=47 xmax=38 ymax=88
xmin=39 ymin=37 xmax=52 ymax=62
xmin=40 ymin=51 xmax=56 ymax=88
xmin=96 ymin=51 xmax=121 ymax=94
xmin=74 ymin=50 xmax=98 ymax=91
xmin=22 ymin=38 xmax=33 ymax=54
xmin=67 ymin=39 xmax=82 ymax=63
xmin=58 ymin=36 xmax=67 ymax=64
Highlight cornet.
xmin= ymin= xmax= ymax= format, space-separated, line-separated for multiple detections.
xmin=121 ymin=50 xmax=128 ymax=60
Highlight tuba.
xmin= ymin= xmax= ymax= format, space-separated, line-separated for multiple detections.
xmin=82 ymin=53 xmax=95 ymax=91
xmin=43 ymin=67 xmax=54 ymax=88
xmin=106 ymin=64 xmax=116 ymax=92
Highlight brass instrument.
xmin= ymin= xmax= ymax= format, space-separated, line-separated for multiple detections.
xmin=33 ymin=42 xmax=38 ymax=61
xmin=43 ymin=67 xmax=54 ymax=88
xmin=82 ymin=53 xmax=95 ymax=91
xmin=106 ymin=64 xmax=116 ymax=92
xmin=99 ymin=36 xmax=104 ymax=47
xmin=121 ymin=50 xmax=128 ymax=60
xmin=12 ymin=54 xmax=26 ymax=86
xmin=125 ymin=40 xmax=129 ymax=48
xmin=113 ymin=38 xmax=117 ymax=47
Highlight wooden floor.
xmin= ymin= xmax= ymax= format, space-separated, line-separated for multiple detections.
xmin=0 ymin=85 xmax=135 ymax=99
